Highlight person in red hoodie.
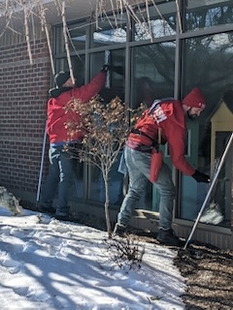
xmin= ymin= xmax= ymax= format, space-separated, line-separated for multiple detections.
xmin=113 ymin=87 xmax=210 ymax=246
xmin=39 ymin=66 xmax=108 ymax=221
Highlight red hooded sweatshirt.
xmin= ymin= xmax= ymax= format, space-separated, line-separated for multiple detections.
xmin=46 ymin=71 xmax=106 ymax=144
xmin=127 ymin=98 xmax=195 ymax=176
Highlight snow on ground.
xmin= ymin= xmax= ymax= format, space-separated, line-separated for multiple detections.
xmin=0 ymin=207 xmax=186 ymax=309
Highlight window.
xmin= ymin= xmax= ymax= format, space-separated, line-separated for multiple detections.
xmin=179 ymin=31 xmax=233 ymax=227
xmin=68 ymin=22 xmax=87 ymax=52
xmin=88 ymin=50 xmax=125 ymax=205
xmin=133 ymin=1 xmax=177 ymax=41
xmin=131 ymin=42 xmax=175 ymax=109
xmin=53 ymin=1 xmax=233 ymax=227
xmin=185 ymin=0 xmax=233 ymax=31
xmin=131 ymin=41 xmax=175 ymax=211
xmin=92 ymin=18 xmax=127 ymax=47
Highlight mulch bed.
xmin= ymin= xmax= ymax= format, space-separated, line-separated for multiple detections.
xmin=128 ymin=230 xmax=233 ymax=310
xmin=77 ymin=212 xmax=233 ymax=309
xmin=175 ymin=244 xmax=233 ymax=309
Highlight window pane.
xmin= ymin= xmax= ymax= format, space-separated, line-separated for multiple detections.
xmin=88 ymin=50 xmax=125 ymax=205
xmin=68 ymin=22 xmax=87 ymax=52
xmin=73 ymin=162 xmax=84 ymax=200
xmin=88 ymin=153 xmax=125 ymax=206
xmin=90 ymin=49 xmax=125 ymax=102
xmin=186 ymin=0 xmax=233 ymax=31
xmin=134 ymin=1 xmax=176 ymax=41
xmin=179 ymin=32 xmax=233 ymax=227
xmin=54 ymin=26 xmax=64 ymax=55
xmin=92 ymin=18 xmax=127 ymax=47
xmin=55 ymin=55 xmax=85 ymax=87
xmin=131 ymin=42 xmax=175 ymax=109
xmin=72 ymin=55 xmax=85 ymax=87
xmin=54 ymin=22 xmax=86 ymax=54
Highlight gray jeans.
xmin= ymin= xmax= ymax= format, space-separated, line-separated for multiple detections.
xmin=117 ymin=146 xmax=176 ymax=230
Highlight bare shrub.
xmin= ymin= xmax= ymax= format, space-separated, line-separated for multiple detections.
xmin=101 ymin=235 xmax=145 ymax=271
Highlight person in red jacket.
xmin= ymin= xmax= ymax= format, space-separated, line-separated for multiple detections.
xmin=39 ymin=66 xmax=108 ymax=221
xmin=113 ymin=87 xmax=210 ymax=246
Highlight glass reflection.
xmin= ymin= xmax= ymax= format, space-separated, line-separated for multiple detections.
xmin=186 ymin=0 xmax=233 ymax=30
xmin=68 ymin=23 xmax=87 ymax=51
xmin=93 ymin=28 xmax=126 ymax=45
xmin=134 ymin=1 xmax=176 ymax=41
xmin=92 ymin=15 xmax=127 ymax=47
xmin=132 ymin=42 xmax=175 ymax=109
xmin=88 ymin=50 xmax=125 ymax=205
xmin=180 ymin=31 xmax=233 ymax=227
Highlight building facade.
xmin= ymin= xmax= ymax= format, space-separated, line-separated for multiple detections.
xmin=0 ymin=0 xmax=232 ymax=248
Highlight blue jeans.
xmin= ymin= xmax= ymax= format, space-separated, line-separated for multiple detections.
xmin=117 ymin=146 xmax=176 ymax=230
xmin=40 ymin=145 xmax=78 ymax=216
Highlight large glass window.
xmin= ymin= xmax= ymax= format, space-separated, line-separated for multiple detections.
xmin=53 ymin=1 xmax=233 ymax=228
xmin=179 ymin=31 xmax=233 ymax=227
xmin=185 ymin=0 xmax=233 ymax=31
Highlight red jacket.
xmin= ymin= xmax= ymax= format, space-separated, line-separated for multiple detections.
xmin=127 ymin=98 xmax=195 ymax=175
xmin=47 ymin=71 xmax=106 ymax=144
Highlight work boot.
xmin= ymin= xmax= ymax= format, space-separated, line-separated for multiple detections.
xmin=55 ymin=214 xmax=71 ymax=221
xmin=157 ymin=228 xmax=183 ymax=246
xmin=39 ymin=205 xmax=56 ymax=215
xmin=55 ymin=211 xmax=78 ymax=223
xmin=113 ymin=223 xmax=127 ymax=237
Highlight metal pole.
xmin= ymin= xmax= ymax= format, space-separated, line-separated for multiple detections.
xmin=104 ymin=50 xmax=110 ymax=89
xmin=183 ymin=132 xmax=233 ymax=250
xmin=36 ymin=124 xmax=47 ymax=204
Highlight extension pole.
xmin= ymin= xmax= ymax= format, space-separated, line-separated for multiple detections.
xmin=104 ymin=50 xmax=110 ymax=88
xmin=183 ymin=132 xmax=233 ymax=250
xmin=36 ymin=124 xmax=47 ymax=204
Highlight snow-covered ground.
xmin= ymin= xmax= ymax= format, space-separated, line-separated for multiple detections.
xmin=0 ymin=207 xmax=186 ymax=309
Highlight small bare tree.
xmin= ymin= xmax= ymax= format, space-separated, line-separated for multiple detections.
xmin=64 ymin=96 xmax=143 ymax=238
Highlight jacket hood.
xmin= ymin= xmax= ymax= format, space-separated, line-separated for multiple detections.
xmin=182 ymin=87 xmax=206 ymax=109
xmin=49 ymin=87 xmax=73 ymax=98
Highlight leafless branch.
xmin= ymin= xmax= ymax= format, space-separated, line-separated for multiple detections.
xmin=0 ymin=0 xmax=182 ymax=70
xmin=102 ymin=235 xmax=145 ymax=271
xmin=61 ymin=0 xmax=74 ymax=82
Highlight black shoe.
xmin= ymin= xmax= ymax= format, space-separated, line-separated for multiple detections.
xmin=157 ymin=229 xmax=183 ymax=247
xmin=55 ymin=213 xmax=71 ymax=221
xmin=39 ymin=205 xmax=56 ymax=215
xmin=113 ymin=223 xmax=127 ymax=237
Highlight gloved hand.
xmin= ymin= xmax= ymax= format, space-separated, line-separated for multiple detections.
xmin=101 ymin=64 xmax=110 ymax=73
xmin=192 ymin=170 xmax=210 ymax=183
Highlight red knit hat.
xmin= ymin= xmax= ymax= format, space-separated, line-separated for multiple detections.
xmin=182 ymin=87 xmax=206 ymax=109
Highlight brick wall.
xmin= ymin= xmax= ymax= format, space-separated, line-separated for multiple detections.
xmin=0 ymin=36 xmax=51 ymax=199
